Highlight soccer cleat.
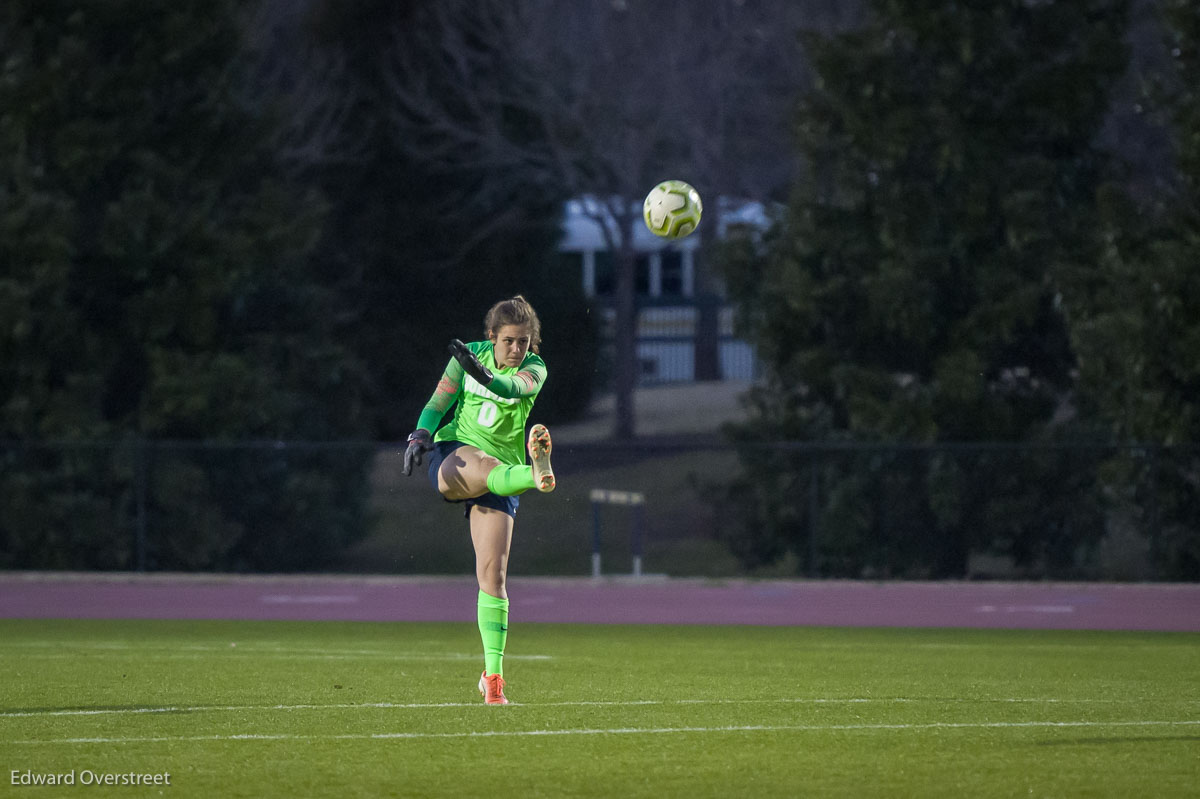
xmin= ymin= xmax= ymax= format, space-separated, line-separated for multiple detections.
xmin=527 ymin=424 xmax=555 ymax=493
xmin=478 ymin=671 xmax=509 ymax=705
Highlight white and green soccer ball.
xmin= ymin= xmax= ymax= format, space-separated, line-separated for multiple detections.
xmin=643 ymin=180 xmax=702 ymax=239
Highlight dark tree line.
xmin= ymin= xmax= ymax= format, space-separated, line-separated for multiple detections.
xmin=0 ymin=0 xmax=592 ymax=569
xmin=716 ymin=0 xmax=1199 ymax=579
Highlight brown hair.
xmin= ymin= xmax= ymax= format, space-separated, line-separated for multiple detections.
xmin=484 ymin=295 xmax=542 ymax=353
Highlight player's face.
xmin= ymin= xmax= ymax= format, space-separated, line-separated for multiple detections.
xmin=491 ymin=324 xmax=532 ymax=368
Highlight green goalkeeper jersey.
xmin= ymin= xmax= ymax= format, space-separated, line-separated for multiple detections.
xmin=416 ymin=341 xmax=547 ymax=467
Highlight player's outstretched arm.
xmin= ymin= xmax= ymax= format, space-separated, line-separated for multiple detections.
xmin=447 ymin=338 xmax=546 ymax=398
xmin=484 ymin=362 xmax=546 ymax=398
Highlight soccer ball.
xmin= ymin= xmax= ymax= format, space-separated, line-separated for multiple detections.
xmin=643 ymin=180 xmax=702 ymax=239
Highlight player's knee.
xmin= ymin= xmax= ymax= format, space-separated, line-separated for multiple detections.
xmin=477 ymin=570 xmax=505 ymax=597
xmin=476 ymin=557 xmax=507 ymax=594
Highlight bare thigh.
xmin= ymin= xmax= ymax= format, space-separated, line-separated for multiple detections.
xmin=471 ymin=506 xmax=513 ymax=599
xmin=438 ymin=445 xmax=500 ymax=500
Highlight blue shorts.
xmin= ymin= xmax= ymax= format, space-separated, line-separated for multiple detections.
xmin=427 ymin=440 xmax=520 ymax=519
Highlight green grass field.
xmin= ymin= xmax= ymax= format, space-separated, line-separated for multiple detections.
xmin=3 ymin=618 xmax=1198 ymax=798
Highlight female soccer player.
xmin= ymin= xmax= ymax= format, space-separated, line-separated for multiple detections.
xmin=401 ymin=295 xmax=554 ymax=705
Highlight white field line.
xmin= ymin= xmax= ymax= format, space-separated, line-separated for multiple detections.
xmin=0 ymin=696 xmax=1142 ymax=719
xmin=0 ymin=643 xmax=551 ymax=662
xmin=7 ymin=719 xmax=1199 ymax=746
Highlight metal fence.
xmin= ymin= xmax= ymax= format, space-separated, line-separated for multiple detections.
xmin=1 ymin=439 xmax=1196 ymax=581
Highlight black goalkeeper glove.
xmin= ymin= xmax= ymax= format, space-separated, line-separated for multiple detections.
xmin=448 ymin=338 xmax=494 ymax=386
xmin=402 ymin=429 xmax=433 ymax=477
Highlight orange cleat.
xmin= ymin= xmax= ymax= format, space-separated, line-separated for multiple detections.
xmin=478 ymin=671 xmax=509 ymax=705
xmin=527 ymin=424 xmax=555 ymax=493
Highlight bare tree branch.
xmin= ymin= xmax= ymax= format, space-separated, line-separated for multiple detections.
xmin=375 ymin=0 xmax=829 ymax=434
xmin=238 ymin=0 xmax=369 ymax=172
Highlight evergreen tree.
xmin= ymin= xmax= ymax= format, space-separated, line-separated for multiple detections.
xmin=1058 ymin=0 xmax=1200 ymax=579
xmin=0 ymin=0 xmax=371 ymax=570
xmin=717 ymin=0 xmax=1129 ymax=576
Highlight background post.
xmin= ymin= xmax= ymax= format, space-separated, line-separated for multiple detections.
xmin=591 ymin=490 xmax=603 ymax=578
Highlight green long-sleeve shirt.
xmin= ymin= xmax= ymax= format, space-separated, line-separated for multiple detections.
xmin=415 ymin=340 xmax=547 ymax=466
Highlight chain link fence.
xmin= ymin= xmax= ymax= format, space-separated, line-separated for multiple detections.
xmin=1 ymin=439 xmax=1196 ymax=580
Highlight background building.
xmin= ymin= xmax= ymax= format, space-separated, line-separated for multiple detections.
xmin=558 ymin=197 xmax=765 ymax=385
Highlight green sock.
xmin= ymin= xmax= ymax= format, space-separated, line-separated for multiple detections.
xmin=485 ymin=465 xmax=535 ymax=497
xmin=477 ymin=590 xmax=509 ymax=677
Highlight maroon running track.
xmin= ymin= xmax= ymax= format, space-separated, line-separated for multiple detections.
xmin=1 ymin=572 xmax=1198 ymax=632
